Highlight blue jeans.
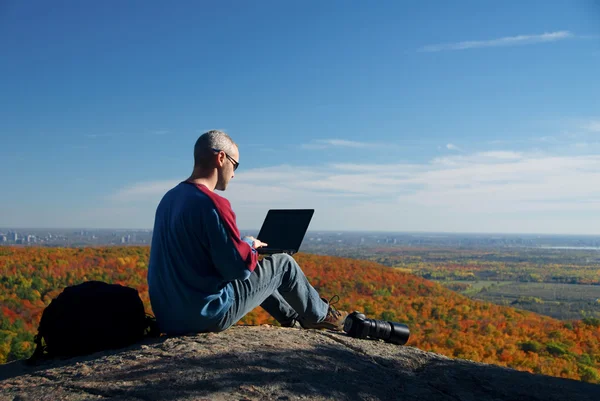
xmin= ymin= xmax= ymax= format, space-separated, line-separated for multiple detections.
xmin=215 ymin=253 xmax=329 ymax=331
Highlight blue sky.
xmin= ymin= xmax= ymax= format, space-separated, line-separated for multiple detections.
xmin=1 ymin=1 xmax=600 ymax=234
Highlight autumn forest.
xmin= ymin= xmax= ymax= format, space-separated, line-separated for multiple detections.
xmin=1 ymin=246 xmax=600 ymax=384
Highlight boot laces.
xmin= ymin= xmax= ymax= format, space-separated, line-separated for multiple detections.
xmin=325 ymin=295 xmax=341 ymax=320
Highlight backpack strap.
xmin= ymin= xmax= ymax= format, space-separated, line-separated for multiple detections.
xmin=25 ymin=333 xmax=47 ymax=366
xmin=144 ymin=314 xmax=161 ymax=338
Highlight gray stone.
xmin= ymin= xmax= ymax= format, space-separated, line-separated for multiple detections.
xmin=0 ymin=325 xmax=598 ymax=400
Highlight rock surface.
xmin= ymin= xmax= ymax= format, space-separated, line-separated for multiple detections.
xmin=1 ymin=325 xmax=598 ymax=401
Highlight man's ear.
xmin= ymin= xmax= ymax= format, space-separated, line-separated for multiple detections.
xmin=216 ymin=151 xmax=225 ymax=168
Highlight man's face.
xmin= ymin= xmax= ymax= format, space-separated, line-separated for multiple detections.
xmin=215 ymin=147 xmax=239 ymax=191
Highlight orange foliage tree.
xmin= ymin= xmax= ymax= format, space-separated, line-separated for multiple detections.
xmin=1 ymin=247 xmax=600 ymax=384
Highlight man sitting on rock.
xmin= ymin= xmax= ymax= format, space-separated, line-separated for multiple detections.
xmin=147 ymin=130 xmax=348 ymax=335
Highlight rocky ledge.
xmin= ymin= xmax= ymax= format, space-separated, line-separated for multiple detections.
xmin=1 ymin=325 xmax=598 ymax=401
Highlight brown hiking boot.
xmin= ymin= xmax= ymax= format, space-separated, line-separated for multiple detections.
xmin=279 ymin=314 xmax=301 ymax=328
xmin=301 ymin=295 xmax=349 ymax=332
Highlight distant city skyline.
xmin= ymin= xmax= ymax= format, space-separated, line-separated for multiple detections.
xmin=2 ymin=1 xmax=600 ymax=234
xmin=2 ymin=228 xmax=600 ymax=250
xmin=3 ymin=227 xmax=600 ymax=238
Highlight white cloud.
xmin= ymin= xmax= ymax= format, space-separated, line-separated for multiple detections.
xmin=105 ymin=150 xmax=600 ymax=234
xmin=110 ymin=180 xmax=179 ymax=202
xmin=322 ymin=139 xmax=375 ymax=148
xmin=300 ymin=143 xmax=330 ymax=150
xmin=473 ymin=151 xmax=523 ymax=160
xmin=302 ymin=139 xmax=379 ymax=149
xmin=583 ymin=120 xmax=600 ymax=132
xmin=419 ymin=31 xmax=575 ymax=52
xmin=330 ymin=163 xmax=422 ymax=173
xmin=446 ymin=143 xmax=461 ymax=151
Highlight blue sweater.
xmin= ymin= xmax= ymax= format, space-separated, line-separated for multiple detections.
xmin=147 ymin=182 xmax=256 ymax=334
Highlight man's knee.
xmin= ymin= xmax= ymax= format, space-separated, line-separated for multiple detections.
xmin=262 ymin=253 xmax=299 ymax=277
xmin=266 ymin=252 xmax=292 ymax=265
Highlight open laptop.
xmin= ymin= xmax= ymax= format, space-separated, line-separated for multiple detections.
xmin=255 ymin=209 xmax=314 ymax=255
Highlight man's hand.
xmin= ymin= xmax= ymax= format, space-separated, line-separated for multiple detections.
xmin=252 ymin=239 xmax=268 ymax=248
xmin=243 ymin=236 xmax=268 ymax=249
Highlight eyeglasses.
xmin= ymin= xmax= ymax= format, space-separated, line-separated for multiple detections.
xmin=212 ymin=148 xmax=239 ymax=171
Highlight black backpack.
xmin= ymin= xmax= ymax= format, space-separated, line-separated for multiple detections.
xmin=27 ymin=281 xmax=160 ymax=364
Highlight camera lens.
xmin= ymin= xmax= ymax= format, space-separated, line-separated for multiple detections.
xmin=343 ymin=311 xmax=409 ymax=345
xmin=368 ymin=319 xmax=392 ymax=340
xmin=343 ymin=316 xmax=354 ymax=332
xmin=388 ymin=322 xmax=410 ymax=345
xmin=365 ymin=319 xmax=410 ymax=345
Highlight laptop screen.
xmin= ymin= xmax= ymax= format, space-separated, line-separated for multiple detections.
xmin=256 ymin=209 xmax=314 ymax=252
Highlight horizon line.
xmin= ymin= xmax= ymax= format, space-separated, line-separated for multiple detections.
xmin=1 ymin=227 xmax=599 ymax=237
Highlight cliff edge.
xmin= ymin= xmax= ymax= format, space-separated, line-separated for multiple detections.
xmin=1 ymin=325 xmax=598 ymax=401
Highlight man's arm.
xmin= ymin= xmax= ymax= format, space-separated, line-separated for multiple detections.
xmin=205 ymin=209 xmax=255 ymax=282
